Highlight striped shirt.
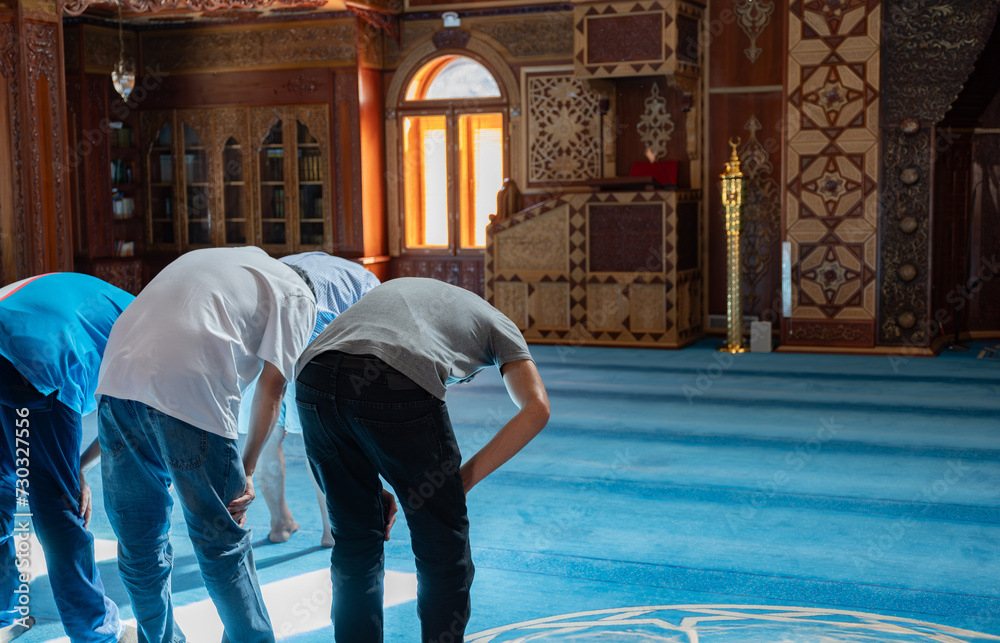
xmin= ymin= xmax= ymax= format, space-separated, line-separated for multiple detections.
xmin=238 ymin=252 xmax=380 ymax=433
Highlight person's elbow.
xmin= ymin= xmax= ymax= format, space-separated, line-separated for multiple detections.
xmin=526 ymin=396 xmax=550 ymax=432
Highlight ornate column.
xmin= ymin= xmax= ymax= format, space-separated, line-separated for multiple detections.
xmin=783 ymin=2 xmax=881 ymax=349
xmin=878 ymin=0 xmax=1000 ymax=348
xmin=0 ymin=0 xmax=73 ymax=285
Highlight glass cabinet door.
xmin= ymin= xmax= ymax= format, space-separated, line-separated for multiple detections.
xmin=148 ymin=122 xmax=176 ymax=246
xmin=222 ymin=136 xmax=246 ymax=245
xmin=259 ymin=121 xmax=286 ymax=247
xmin=183 ymin=124 xmax=211 ymax=246
xmin=296 ymin=120 xmax=325 ymax=247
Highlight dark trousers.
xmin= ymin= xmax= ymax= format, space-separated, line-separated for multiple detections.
xmin=0 ymin=357 xmax=121 ymax=642
xmin=296 ymin=351 xmax=474 ymax=643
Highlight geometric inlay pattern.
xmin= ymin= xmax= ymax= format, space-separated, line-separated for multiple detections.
xmin=469 ymin=605 xmax=1000 ymax=642
xmin=526 ymin=73 xmax=603 ymax=184
xmin=784 ymin=0 xmax=881 ymax=346
xmin=573 ymin=0 xmax=700 ymax=79
xmin=486 ymin=190 xmax=703 ymax=348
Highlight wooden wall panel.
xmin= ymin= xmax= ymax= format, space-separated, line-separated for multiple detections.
xmin=0 ymin=9 xmax=73 ymax=282
xmin=707 ymin=91 xmax=783 ymax=322
xmin=878 ymin=1 xmax=1000 ymax=347
xmin=706 ymin=0 xmax=784 ymax=327
xmin=392 ymin=255 xmax=484 ymax=296
xmin=783 ymin=2 xmax=881 ymax=348
xmin=486 ymin=190 xmax=702 ymax=348
xmin=140 ymin=68 xmax=332 ymax=110
xmin=707 ymin=1 xmax=782 ymax=88
xmin=140 ymin=21 xmax=356 ymax=75
xmin=522 ymin=69 xmax=604 ymax=188
xmin=573 ymin=0 xmax=703 ymax=80
xmin=614 ymin=76 xmax=688 ymax=180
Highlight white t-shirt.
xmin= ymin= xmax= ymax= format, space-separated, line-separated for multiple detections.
xmin=97 ymin=247 xmax=316 ymax=439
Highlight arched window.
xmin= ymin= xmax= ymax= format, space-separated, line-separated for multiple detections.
xmin=401 ymin=55 xmax=506 ymax=251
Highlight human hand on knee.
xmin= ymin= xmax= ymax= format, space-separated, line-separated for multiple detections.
xmin=228 ymin=476 xmax=256 ymax=527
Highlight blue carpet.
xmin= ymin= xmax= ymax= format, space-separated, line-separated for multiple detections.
xmin=15 ymin=339 xmax=1000 ymax=642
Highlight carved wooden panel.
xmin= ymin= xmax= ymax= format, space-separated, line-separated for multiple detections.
xmin=392 ymin=256 xmax=484 ymax=296
xmin=467 ymin=13 xmax=574 ymax=59
xmin=524 ymin=71 xmax=603 ymax=186
xmin=587 ymin=203 xmax=663 ymax=273
xmin=784 ymin=1 xmax=880 ymax=347
xmin=25 ymin=21 xmax=72 ymax=274
xmin=82 ymin=25 xmax=135 ymax=75
xmin=630 ymin=284 xmax=665 ymax=332
xmin=487 ymin=190 xmax=702 ymax=347
xmin=0 ymin=20 xmax=27 ymax=282
xmin=535 ymin=283 xmax=570 ymax=330
xmin=495 ymin=281 xmax=528 ymax=330
xmin=574 ymin=0 xmax=671 ymax=78
xmin=573 ymin=0 xmax=702 ymax=80
xmin=142 ymin=22 xmax=356 ymax=74
xmin=91 ymin=259 xmax=143 ymax=295
xmin=496 ymin=204 xmax=569 ymax=272
xmin=877 ymin=0 xmax=1000 ymax=346
xmin=587 ymin=283 xmax=622 ymax=331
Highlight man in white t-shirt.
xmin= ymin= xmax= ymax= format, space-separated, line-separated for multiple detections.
xmin=96 ymin=247 xmax=317 ymax=643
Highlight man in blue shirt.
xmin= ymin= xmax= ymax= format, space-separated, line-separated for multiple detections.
xmin=0 ymin=273 xmax=136 ymax=643
xmin=238 ymin=252 xmax=381 ymax=546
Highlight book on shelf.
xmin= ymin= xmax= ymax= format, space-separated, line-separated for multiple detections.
xmin=298 ymin=153 xmax=322 ymax=182
xmin=112 ymin=193 xmax=135 ymax=219
xmin=110 ymin=126 xmax=134 ymax=148
xmin=114 ymin=241 xmax=135 ymax=257
xmin=111 ymin=159 xmax=133 ymax=184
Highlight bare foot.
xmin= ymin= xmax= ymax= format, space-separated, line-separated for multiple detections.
xmin=268 ymin=520 xmax=299 ymax=544
xmin=320 ymin=532 xmax=335 ymax=548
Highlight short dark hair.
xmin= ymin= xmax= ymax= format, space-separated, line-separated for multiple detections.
xmin=287 ymin=264 xmax=316 ymax=299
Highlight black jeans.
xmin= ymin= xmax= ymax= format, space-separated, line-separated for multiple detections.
xmin=296 ymin=351 xmax=474 ymax=643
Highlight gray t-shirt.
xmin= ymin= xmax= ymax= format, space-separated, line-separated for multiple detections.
xmin=296 ymin=278 xmax=533 ymax=399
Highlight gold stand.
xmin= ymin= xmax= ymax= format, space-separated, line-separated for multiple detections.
xmin=719 ymin=137 xmax=747 ymax=354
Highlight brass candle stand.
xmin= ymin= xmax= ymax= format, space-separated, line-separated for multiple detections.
xmin=719 ymin=137 xmax=747 ymax=354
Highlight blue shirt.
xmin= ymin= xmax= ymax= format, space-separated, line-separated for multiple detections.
xmin=238 ymin=253 xmax=380 ymax=433
xmin=0 ymin=273 xmax=134 ymax=415
xmin=279 ymin=252 xmax=382 ymax=341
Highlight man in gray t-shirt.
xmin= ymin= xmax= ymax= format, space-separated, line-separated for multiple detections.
xmin=295 ymin=278 xmax=550 ymax=643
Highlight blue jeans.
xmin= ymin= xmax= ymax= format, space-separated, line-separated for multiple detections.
xmin=97 ymin=396 xmax=274 ymax=643
xmin=296 ymin=352 xmax=474 ymax=643
xmin=0 ymin=357 xmax=123 ymax=642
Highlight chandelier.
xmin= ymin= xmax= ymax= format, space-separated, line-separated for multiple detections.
xmin=111 ymin=0 xmax=135 ymax=102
